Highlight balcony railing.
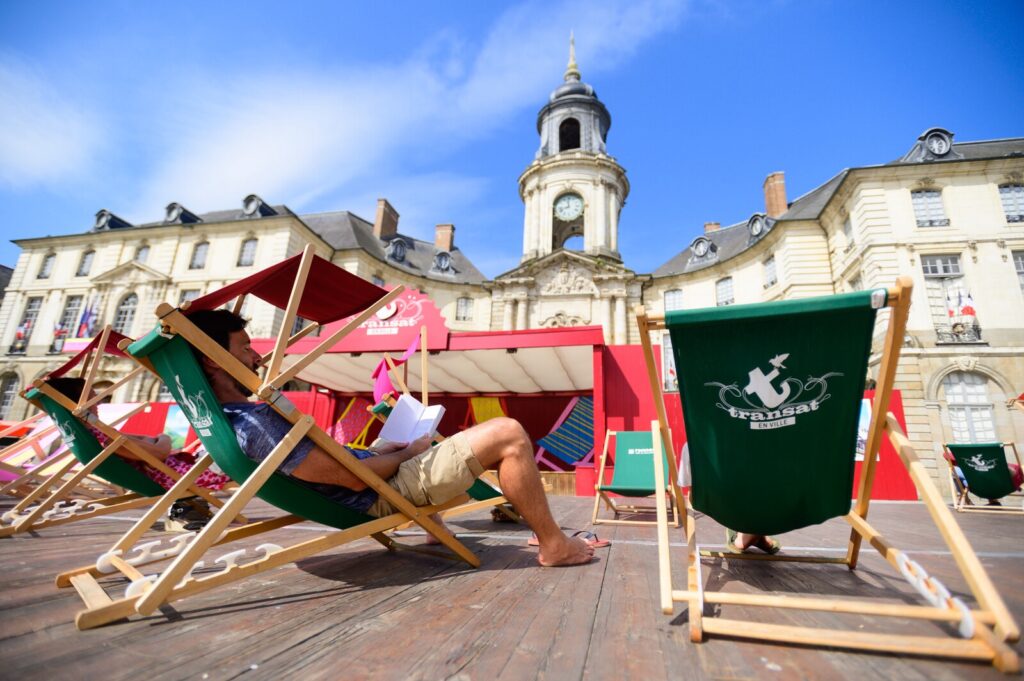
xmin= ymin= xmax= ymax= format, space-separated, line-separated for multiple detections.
xmin=935 ymin=322 xmax=983 ymax=344
xmin=7 ymin=339 xmax=28 ymax=355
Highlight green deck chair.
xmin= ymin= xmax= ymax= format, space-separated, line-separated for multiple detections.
xmin=637 ymin=278 xmax=1020 ymax=672
xmin=945 ymin=442 xmax=1023 ymax=514
xmin=591 ymin=430 xmax=678 ymax=527
xmin=58 ymin=246 xmax=499 ymax=630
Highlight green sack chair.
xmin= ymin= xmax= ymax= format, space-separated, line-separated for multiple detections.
xmin=1 ymin=327 xmax=223 ymax=538
xmin=591 ymin=430 xmax=679 ymax=527
xmin=944 ymin=442 xmax=1023 ymax=515
xmin=637 ymin=277 xmax=1019 ymax=672
xmin=58 ymin=246 xmax=500 ymax=630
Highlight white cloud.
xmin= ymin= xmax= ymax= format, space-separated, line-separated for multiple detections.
xmin=0 ymin=60 xmax=105 ymax=189
xmin=127 ymin=0 xmax=687 ymax=221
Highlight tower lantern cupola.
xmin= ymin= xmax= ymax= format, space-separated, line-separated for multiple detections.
xmin=535 ymin=33 xmax=611 ymax=159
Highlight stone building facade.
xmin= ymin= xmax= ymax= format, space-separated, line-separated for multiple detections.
xmin=2 ymin=51 xmax=1022 ymax=497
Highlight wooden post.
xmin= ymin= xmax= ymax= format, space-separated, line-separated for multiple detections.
xmin=265 ymin=245 xmax=315 ymax=383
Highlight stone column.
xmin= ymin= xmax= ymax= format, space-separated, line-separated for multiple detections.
xmin=503 ymin=296 xmax=515 ymax=331
xmin=614 ymin=295 xmax=627 ymax=345
xmin=516 ymin=297 xmax=528 ymax=330
xmin=609 ymin=191 xmax=620 ymax=253
xmin=601 ymin=295 xmax=612 ymax=343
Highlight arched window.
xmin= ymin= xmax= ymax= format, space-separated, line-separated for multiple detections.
xmin=112 ymin=294 xmax=138 ymax=335
xmin=134 ymin=244 xmax=150 ymax=263
xmin=189 ymin=241 xmax=209 ymax=269
xmin=76 ymin=250 xmax=95 ymax=277
xmin=943 ymin=371 xmax=996 ymax=443
xmin=237 ymin=237 xmax=258 ymax=266
xmin=456 ymin=297 xmax=473 ymax=321
xmin=716 ymin=277 xmax=734 ymax=306
xmin=559 ymin=117 xmax=581 ymax=152
xmin=664 ymin=289 xmax=683 ymax=312
xmin=0 ymin=373 xmax=19 ymax=419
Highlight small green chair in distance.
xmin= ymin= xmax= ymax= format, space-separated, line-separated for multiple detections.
xmin=591 ymin=430 xmax=678 ymax=527
xmin=637 ymin=277 xmax=1020 ymax=672
xmin=945 ymin=442 xmax=1023 ymax=514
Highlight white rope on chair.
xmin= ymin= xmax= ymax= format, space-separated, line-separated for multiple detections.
xmin=896 ymin=552 xmax=975 ymax=639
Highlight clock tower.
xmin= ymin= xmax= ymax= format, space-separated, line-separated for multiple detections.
xmin=491 ymin=36 xmax=640 ymax=345
xmin=518 ymin=36 xmax=629 ymax=262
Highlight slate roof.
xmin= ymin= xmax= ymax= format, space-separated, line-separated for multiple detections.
xmin=652 ymin=135 xmax=1024 ymax=278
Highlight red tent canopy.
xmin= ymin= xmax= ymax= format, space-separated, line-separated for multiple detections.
xmin=187 ymin=253 xmax=387 ymax=324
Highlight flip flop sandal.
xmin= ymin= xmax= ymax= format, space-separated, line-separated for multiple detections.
xmin=725 ymin=528 xmax=782 ymax=555
xmin=725 ymin=529 xmax=744 ymax=554
xmin=528 ymin=530 xmax=611 ymax=548
xmin=753 ymin=536 xmax=782 ymax=555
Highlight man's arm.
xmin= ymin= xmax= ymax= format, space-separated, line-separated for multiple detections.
xmin=114 ymin=434 xmax=172 ymax=462
xmin=290 ymin=435 xmax=432 ymax=491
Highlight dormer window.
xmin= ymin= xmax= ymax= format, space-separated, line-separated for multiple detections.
xmin=432 ymin=251 xmax=452 ymax=273
xmin=242 ymin=194 xmax=278 ymax=217
xmin=164 ymin=202 xmax=202 ymax=224
xmin=748 ymin=214 xmax=767 ymax=238
xmin=93 ymin=209 xmax=132 ymax=230
xmin=76 ymin=249 xmax=95 ymax=277
xmin=691 ymin=237 xmax=716 ymax=259
xmin=388 ymin=239 xmax=407 ymax=263
xmin=37 ymin=253 xmax=55 ymax=279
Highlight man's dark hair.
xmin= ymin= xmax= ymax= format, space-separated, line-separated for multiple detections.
xmin=48 ymin=377 xmax=86 ymax=402
xmin=187 ymin=309 xmax=248 ymax=353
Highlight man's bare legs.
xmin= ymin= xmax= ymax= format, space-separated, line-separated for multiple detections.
xmin=461 ymin=417 xmax=594 ymax=566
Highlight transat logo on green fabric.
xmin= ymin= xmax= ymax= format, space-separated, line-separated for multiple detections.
xmin=966 ymin=454 xmax=996 ymax=472
xmin=705 ymin=353 xmax=841 ymax=430
xmin=175 ymin=375 xmax=214 ymax=435
xmin=55 ymin=417 xmax=77 ymax=446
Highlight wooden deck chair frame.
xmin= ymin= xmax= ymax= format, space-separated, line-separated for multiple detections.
xmin=57 ymin=245 xmax=488 ymax=630
xmin=943 ymin=442 xmax=1024 ymax=516
xmin=1 ymin=326 xmax=234 ymax=538
xmin=637 ymin=277 xmax=1021 ymax=673
xmin=0 ymin=412 xmax=119 ymax=500
xmin=591 ymin=429 xmax=679 ymax=527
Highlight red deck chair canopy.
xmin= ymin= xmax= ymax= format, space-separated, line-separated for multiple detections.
xmin=187 ymin=254 xmax=387 ymax=324
xmin=47 ymin=331 xmax=131 ymax=379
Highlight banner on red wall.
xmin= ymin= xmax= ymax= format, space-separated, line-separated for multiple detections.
xmin=319 ymin=287 xmax=449 ymax=353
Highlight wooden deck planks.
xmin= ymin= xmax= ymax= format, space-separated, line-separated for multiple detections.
xmin=0 ymin=496 xmax=1020 ymax=680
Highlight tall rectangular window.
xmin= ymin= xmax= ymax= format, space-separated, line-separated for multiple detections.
xmin=189 ymin=242 xmax=209 ymax=269
xmin=911 ymin=189 xmax=949 ymax=227
xmin=179 ymin=289 xmax=201 ymax=304
xmin=662 ymin=333 xmax=678 ymax=392
xmin=0 ymin=374 xmax=19 ymax=419
xmin=715 ymin=277 xmax=734 ymax=306
xmin=134 ymin=245 xmax=150 ymax=263
xmin=51 ymin=295 xmax=83 ymax=352
xmin=76 ymin=250 xmax=94 ymax=277
xmin=842 ymin=217 xmax=855 ymax=248
xmin=9 ymin=297 xmax=43 ymax=354
xmin=944 ymin=372 xmax=996 ymax=443
xmin=663 ymin=288 xmax=683 ymax=311
xmin=921 ymin=254 xmax=979 ymax=343
xmin=456 ymin=297 xmax=473 ymax=321
xmin=848 ymin=273 xmax=863 ymax=291
xmin=237 ymin=238 xmax=258 ymax=266
xmin=372 ymin=275 xmax=385 ymax=287
xmin=1014 ymin=251 xmax=1024 ymax=295
xmin=37 ymin=253 xmax=55 ymax=279
xmin=763 ymin=255 xmax=777 ymax=288
xmin=1000 ymin=184 xmax=1024 ymax=222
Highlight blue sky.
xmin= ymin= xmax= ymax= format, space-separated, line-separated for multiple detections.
xmin=1 ymin=0 xmax=1022 ymax=277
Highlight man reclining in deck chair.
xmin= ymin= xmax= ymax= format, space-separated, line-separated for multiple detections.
xmin=188 ymin=308 xmax=596 ymax=567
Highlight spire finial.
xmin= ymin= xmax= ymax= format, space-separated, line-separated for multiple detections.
xmin=564 ymin=31 xmax=581 ymax=82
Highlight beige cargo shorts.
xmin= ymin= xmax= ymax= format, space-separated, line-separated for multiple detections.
xmin=368 ymin=432 xmax=483 ymax=517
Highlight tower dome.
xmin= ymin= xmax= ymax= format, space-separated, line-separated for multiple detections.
xmin=535 ymin=34 xmax=611 ymax=159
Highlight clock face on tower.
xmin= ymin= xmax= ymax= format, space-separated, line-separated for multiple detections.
xmin=554 ymin=193 xmax=584 ymax=221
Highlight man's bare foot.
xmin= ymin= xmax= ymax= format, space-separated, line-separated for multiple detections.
xmin=424 ymin=513 xmax=452 ymax=545
xmin=537 ymin=535 xmax=595 ymax=567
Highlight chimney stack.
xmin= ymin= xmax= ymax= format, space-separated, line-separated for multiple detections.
xmin=704 ymin=221 xmax=721 ymax=233
xmin=763 ymin=171 xmax=787 ymax=218
xmin=435 ymin=223 xmax=455 ymax=252
xmin=373 ymin=198 xmax=399 ymax=239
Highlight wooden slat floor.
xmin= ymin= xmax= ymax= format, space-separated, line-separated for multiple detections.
xmin=0 ymin=496 xmax=1021 ymax=680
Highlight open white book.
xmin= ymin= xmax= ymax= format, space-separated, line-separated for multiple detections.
xmin=379 ymin=394 xmax=446 ymax=443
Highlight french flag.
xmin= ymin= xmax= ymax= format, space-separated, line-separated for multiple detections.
xmin=960 ymin=291 xmax=977 ymax=318
xmin=945 ymin=290 xmax=957 ymax=318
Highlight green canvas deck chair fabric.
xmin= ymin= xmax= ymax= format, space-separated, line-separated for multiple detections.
xmin=591 ymin=430 xmax=678 ymax=527
xmin=637 ymin=278 xmax=1020 ymax=672
xmin=0 ymin=327 xmax=224 ymax=538
xmin=945 ymin=443 xmax=1023 ymax=515
xmin=58 ymin=246 xmax=491 ymax=630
